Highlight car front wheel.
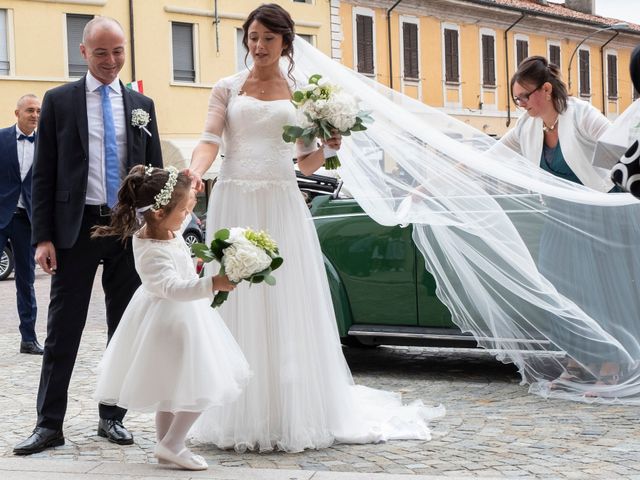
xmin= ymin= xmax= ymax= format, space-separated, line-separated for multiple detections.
xmin=0 ymin=247 xmax=14 ymax=281
xmin=183 ymin=230 xmax=203 ymax=248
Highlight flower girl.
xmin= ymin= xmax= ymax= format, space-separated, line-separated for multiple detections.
xmin=93 ymin=165 xmax=250 ymax=470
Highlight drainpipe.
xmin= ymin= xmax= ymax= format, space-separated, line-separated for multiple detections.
xmin=214 ymin=0 xmax=220 ymax=53
xmin=504 ymin=13 xmax=525 ymax=127
xmin=129 ymin=0 xmax=136 ymax=80
xmin=387 ymin=0 xmax=403 ymax=89
xmin=600 ymin=30 xmax=620 ymax=116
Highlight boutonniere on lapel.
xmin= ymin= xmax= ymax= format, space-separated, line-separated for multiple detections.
xmin=131 ymin=109 xmax=152 ymax=137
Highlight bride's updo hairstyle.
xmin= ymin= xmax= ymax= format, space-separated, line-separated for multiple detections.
xmin=242 ymin=3 xmax=296 ymax=80
xmin=511 ymin=55 xmax=568 ymax=114
xmin=92 ymin=165 xmax=191 ymax=241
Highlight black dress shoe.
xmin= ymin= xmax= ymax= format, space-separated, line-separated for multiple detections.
xmin=97 ymin=418 xmax=134 ymax=445
xmin=13 ymin=427 xmax=64 ymax=455
xmin=20 ymin=340 xmax=44 ymax=355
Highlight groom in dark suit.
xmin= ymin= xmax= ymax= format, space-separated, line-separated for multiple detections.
xmin=14 ymin=16 xmax=163 ymax=455
xmin=0 ymin=94 xmax=42 ymax=355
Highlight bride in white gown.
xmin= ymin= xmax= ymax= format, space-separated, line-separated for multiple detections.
xmin=187 ymin=4 xmax=444 ymax=453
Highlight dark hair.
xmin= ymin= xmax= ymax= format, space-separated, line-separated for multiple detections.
xmin=242 ymin=3 xmax=296 ymax=81
xmin=511 ymin=55 xmax=568 ymax=113
xmin=92 ymin=165 xmax=191 ymax=241
xmin=630 ymin=44 xmax=640 ymax=94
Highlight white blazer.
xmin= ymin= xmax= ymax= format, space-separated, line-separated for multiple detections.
xmin=501 ymin=97 xmax=613 ymax=192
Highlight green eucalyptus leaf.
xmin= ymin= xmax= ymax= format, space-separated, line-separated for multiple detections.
xmin=264 ymin=275 xmax=276 ymax=286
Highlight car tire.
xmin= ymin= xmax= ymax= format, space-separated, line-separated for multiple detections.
xmin=341 ymin=336 xmax=378 ymax=349
xmin=0 ymin=247 xmax=14 ymax=281
xmin=183 ymin=230 xmax=203 ymax=248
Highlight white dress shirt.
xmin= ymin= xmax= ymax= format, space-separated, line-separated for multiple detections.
xmin=15 ymin=125 xmax=35 ymax=209
xmin=85 ymin=71 xmax=127 ymax=206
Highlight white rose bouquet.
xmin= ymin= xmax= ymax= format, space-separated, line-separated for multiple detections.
xmin=192 ymin=227 xmax=283 ymax=308
xmin=282 ymin=74 xmax=372 ymax=169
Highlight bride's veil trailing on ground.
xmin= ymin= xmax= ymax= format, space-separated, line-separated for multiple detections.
xmin=291 ymin=36 xmax=640 ymax=403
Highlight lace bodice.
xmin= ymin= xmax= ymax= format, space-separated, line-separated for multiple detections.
xmin=221 ymin=96 xmax=297 ymax=183
xmin=201 ymin=70 xmax=305 ymax=189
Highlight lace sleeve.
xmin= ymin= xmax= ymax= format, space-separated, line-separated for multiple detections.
xmin=201 ymin=80 xmax=230 ymax=145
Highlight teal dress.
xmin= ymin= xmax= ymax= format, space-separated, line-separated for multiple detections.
xmin=540 ymin=142 xmax=581 ymax=184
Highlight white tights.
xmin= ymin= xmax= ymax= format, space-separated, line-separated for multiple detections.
xmin=155 ymin=411 xmax=201 ymax=454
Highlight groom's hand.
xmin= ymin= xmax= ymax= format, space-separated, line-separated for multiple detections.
xmin=35 ymin=241 xmax=57 ymax=275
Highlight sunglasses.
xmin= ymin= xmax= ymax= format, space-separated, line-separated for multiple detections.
xmin=513 ymin=85 xmax=543 ymax=106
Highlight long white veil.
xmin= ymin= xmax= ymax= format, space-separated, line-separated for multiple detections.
xmin=291 ymin=36 xmax=640 ymax=403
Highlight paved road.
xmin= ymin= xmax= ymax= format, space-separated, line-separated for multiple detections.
xmin=1 ymin=268 xmax=639 ymax=478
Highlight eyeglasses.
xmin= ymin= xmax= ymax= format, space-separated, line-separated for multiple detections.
xmin=513 ymin=85 xmax=542 ymax=106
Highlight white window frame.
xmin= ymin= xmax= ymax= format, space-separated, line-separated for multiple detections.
xmin=441 ymin=22 xmax=461 ymax=108
xmin=578 ymin=45 xmax=592 ymax=101
xmin=514 ymin=33 xmax=529 ymax=68
xmin=169 ymin=21 xmax=199 ymax=84
xmin=352 ymin=7 xmax=376 ymax=77
xmin=64 ymin=13 xmax=94 ymax=79
xmin=0 ymin=8 xmax=15 ymax=76
xmin=547 ymin=39 xmax=561 ymax=69
xmin=399 ymin=15 xmax=420 ymax=99
xmin=479 ymin=28 xmax=497 ymax=110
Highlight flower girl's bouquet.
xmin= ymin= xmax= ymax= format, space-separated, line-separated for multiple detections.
xmin=191 ymin=228 xmax=283 ymax=308
xmin=282 ymin=74 xmax=372 ymax=169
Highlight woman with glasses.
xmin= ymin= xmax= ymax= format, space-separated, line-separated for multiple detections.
xmin=500 ymin=56 xmax=624 ymax=395
xmin=501 ymin=55 xmax=613 ymax=190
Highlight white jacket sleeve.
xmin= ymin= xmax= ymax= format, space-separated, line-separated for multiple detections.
xmin=578 ymin=100 xmax=611 ymax=142
xmin=137 ymin=247 xmax=214 ymax=302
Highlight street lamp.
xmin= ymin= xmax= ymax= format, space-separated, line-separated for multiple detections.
xmin=567 ymin=22 xmax=628 ymax=94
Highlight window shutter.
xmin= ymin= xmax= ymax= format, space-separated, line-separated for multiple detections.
xmin=444 ymin=29 xmax=459 ymax=83
xmin=67 ymin=14 xmax=92 ymax=78
xmin=356 ymin=15 xmax=374 ymax=75
xmin=403 ymin=22 xmax=418 ymax=79
xmin=579 ymin=50 xmax=590 ymax=95
xmin=607 ymin=54 xmax=617 ymax=99
xmin=516 ymin=40 xmax=528 ymax=66
xmin=482 ymin=35 xmax=495 ymax=86
xmin=172 ymin=22 xmax=195 ymax=82
xmin=549 ymin=44 xmax=561 ymax=68
xmin=0 ymin=9 xmax=8 ymax=75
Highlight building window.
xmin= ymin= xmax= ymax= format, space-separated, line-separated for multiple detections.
xmin=516 ymin=38 xmax=528 ymax=66
xmin=0 ymin=9 xmax=9 ymax=75
xmin=172 ymin=22 xmax=195 ymax=82
xmin=402 ymin=22 xmax=419 ymax=80
xmin=607 ymin=53 xmax=618 ymax=99
xmin=355 ymin=14 xmax=374 ymax=74
xmin=481 ymin=34 xmax=496 ymax=87
xmin=67 ymin=14 xmax=92 ymax=78
xmin=298 ymin=34 xmax=314 ymax=45
xmin=235 ymin=28 xmax=252 ymax=72
xmin=549 ymin=44 xmax=561 ymax=68
xmin=579 ymin=49 xmax=590 ymax=96
xmin=444 ymin=28 xmax=459 ymax=83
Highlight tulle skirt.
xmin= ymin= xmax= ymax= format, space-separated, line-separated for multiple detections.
xmin=94 ymin=290 xmax=251 ymax=413
xmin=190 ymin=179 xmax=444 ymax=452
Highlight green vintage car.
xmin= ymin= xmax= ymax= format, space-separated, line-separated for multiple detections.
xmin=297 ymin=171 xmax=547 ymax=348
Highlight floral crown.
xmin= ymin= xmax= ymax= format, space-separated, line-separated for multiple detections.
xmin=136 ymin=166 xmax=179 ymax=216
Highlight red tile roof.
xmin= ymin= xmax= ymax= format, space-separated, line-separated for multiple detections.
xmin=469 ymin=0 xmax=640 ymax=32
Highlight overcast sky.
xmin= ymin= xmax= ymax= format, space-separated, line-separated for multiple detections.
xmin=594 ymin=0 xmax=640 ymax=25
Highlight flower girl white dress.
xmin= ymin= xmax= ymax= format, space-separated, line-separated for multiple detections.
xmin=94 ymin=231 xmax=250 ymax=413
xmin=189 ymin=70 xmax=444 ymax=453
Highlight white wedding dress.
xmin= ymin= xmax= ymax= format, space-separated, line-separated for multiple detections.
xmin=189 ymin=71 xmax=445 ymax=453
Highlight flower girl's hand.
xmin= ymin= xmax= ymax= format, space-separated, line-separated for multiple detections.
xmin=212 ymin=274 xmax=236 ymax=292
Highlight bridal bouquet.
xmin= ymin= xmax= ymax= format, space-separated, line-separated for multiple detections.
xmin=282 ymin=74 xmax=372 ymax=169
xmin=191 ymin=227 xmax=283 ymax=308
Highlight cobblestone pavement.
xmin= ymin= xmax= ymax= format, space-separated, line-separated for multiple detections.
xmin=1 ymin=268 xmax=640 ymax=478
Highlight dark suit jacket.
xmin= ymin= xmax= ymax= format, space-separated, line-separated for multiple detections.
xmin=31 ymin=77 xmax=163 ymax=249
xmin=0 ymin=125 xmax=33 ymax=229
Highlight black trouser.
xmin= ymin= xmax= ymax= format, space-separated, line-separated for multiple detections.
xmin=0 ymin=208 xmax=37 ymax=341
xmin=36 ymin=208 xmax=140 ymax=430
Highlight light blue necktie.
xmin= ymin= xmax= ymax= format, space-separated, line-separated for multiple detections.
xmin=100 ymin=84 xmax=120 ymax=208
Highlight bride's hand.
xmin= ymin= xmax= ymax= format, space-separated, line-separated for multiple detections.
xmin=183 ymin=168 xmax=204 ymax=192
xmin=323 ymin=130 xmax=342 ymax=151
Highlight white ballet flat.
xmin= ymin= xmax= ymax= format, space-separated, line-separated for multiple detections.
xmin=154 ymin=443 xmax=208 ymax=471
